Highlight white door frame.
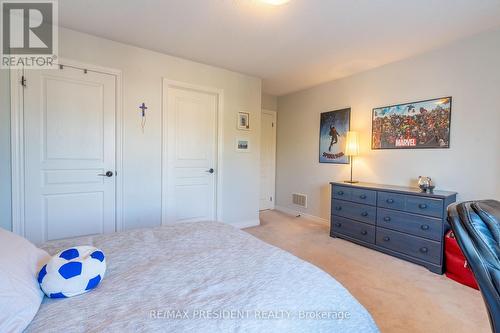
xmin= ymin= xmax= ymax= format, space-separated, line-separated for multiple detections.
xmin=260 ymin=109 xmax=277 ymax=210
xmin=161 ymin=79 xmax=224 ymax=224
xmin=10 ymin=58 xmax=124 ymax=236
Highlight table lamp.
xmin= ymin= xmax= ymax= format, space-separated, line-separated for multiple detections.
xmin=344 ymin=131 xmax=359 ymax=184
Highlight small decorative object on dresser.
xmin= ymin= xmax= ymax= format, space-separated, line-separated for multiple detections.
xmin=418 ymin=176 xmax=435 ymax=193
xmin=330 ymin=182 xmax=457 ymax=274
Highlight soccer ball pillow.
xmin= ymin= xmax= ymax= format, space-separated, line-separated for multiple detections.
xmin=38 ymin=246 xmax=106 ymax=299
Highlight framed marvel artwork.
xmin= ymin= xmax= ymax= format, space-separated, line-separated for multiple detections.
xmin=319 ymin=108 xmax=350 ymax=164
xmin=372 ymin=97 xmax=452 ymax=149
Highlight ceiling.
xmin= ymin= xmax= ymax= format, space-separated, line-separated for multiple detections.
xmin=58 ymin=0 xmax=500 ymax=95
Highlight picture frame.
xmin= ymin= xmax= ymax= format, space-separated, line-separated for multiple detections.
xmin=237 ymin=112 xmax=250 ymax=130
xmin=371 ymin=97 xmax=452 ymax=149
xmin=235 ymin=138 xmax=250 ymax=152
xmin=319 ymin=108 xmax=351 ymax=164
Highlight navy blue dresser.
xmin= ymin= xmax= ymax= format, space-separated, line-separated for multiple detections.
xmin=330 ymin=182 xmax=457 ymax=274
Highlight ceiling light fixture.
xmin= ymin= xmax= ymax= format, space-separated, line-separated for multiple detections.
xmin=260 ymin=0 xmax=290 ymax=5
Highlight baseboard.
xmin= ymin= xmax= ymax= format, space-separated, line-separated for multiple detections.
xmin=274 ymin=205 xmax=329 ymax=224
xmin=229 ymin=219 xmax=261 ymax=229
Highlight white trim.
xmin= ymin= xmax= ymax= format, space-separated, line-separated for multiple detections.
xmin=10 ymin=59 xmax=124 ymax=236
xmin=161 ymin=79 xmax=224 ymax=224
xmin=229 ymin=219 xmax=260 ymax=229
xmin=10 ymin=68 xmax=24 ymax=235
xmin=274 ymin=205 xmax=329 ymax=224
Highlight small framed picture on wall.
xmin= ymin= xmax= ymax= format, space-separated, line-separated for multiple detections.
xmin=236 ymin=138 xmax=250 ymax=152
xmin=237 ymin=112 xmax=250 ymax=130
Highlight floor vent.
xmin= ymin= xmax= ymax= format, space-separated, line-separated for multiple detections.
xmin=292 ymin=193 xmax=307 ymax=208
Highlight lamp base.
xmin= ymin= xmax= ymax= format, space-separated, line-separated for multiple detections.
xmin=344 ymin=180 xmax=359 ymax=184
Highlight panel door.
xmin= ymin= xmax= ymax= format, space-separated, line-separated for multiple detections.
xmin=260 ymin=110 xmax=276 ymax=210
xmin=23 ymin=66 xmax=116 ymax=244
xmin=164 ymin=84 xmax=218 ymax=224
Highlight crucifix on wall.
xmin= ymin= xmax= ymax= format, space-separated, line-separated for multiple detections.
xmin=139 ymin=102 xmax=148 ymax=133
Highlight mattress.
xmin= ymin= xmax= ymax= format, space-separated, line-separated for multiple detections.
xmin=27 ymin=221 xmax=379 ymax=332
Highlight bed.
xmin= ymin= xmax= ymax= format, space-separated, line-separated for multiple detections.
xmin=26 ymin=221 xmax=378 ymax=332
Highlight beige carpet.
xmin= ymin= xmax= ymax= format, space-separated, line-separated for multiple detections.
xmin=245 ymin=210 xmax=490 ymax=333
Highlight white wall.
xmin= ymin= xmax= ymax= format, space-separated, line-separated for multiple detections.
xmin=262 ymin=93 xmax=278 ymax=111
xmin=0 ymin=69 xmax=11 ymax=231
xmin=276 ymin=28 xmax=500 ymax=220
xmin=16 ymin=28 xmax=261 ymax=230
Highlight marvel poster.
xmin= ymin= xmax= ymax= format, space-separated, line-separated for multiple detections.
xmin=372 ymin=97 xmax=452 ymax=149
xmin=319 ymin=108 xmax=350 ymax=164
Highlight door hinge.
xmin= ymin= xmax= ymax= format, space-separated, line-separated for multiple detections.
xmin=270 ymin=196 xmax=273 ymax=202
xmin=21 ymin=75 xmax=26 ymax=87
xmin=272 ymin=122 xmax=274 ymax=127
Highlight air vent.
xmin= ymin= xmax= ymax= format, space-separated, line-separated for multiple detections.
xmin=292 ymin=193 xmax=307 ymax=208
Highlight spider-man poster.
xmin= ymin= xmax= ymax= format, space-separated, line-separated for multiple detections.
xmin=372 ymin=97 xmax=451 ymax=149
xmin=319 ymin=108 xmax=350 ymax=164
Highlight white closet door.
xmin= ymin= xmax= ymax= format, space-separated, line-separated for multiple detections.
xmin=260 ymin=110 xmax=277 ymax=210
xmin=23 ymin=66 xmax=116 ymax=244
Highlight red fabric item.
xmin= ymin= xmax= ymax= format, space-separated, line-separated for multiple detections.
xmin=445 ymin=230 xmax=479 ymax=290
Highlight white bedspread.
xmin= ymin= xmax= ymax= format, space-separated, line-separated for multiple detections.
xmin=27 ymin=222 xmax=378 ymax=333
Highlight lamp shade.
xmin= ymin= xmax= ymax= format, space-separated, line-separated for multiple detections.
xmin=345 ymin=131 xmax=359 ymax=157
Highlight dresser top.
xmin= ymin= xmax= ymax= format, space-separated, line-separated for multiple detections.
xmin=330 ymin=181 xmax=457 ymax=199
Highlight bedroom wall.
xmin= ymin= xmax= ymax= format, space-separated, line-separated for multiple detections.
xmin=276 ymin=28 xmax=500 ymax=221
xmin=0 ymin=70 xmax=11 ymax=231
xmin=262 ymin=93 xmax=278 ymax=111
xmin=12 ymin=27 xmax=262 ymax=231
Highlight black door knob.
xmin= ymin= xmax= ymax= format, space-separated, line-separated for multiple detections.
xmin=206 ymin=168 xmax=215 ymax=174
xmin=98 ymin=171 xmax=114 ymax=177
xmin=361 ymin=230 xmax=368 ymax=235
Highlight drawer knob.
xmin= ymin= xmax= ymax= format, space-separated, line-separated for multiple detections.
xmin=420 ymin=247 xmax=429 ymax=253
xmin=421 ymin=224 xmax=430 ymax=231
xmin=335 ymin=223 xmax=342 ymax=227
xmin=383 ymin=236 xmax=390 ymax=242
xmin=361 ymin=211 xmax=368 ymax=217
xmin=335 ymin=206 xmax=342 ymax=211
xmin=386 ymin=199 xmax=394 ymax=204
xmin=383 ymin=216 xmax=391 ymax=222
xmin=338 ymin=191 xmax=344 ymax=195
xmin=361 ymin=230 xmax=368 ymax=235
xmin=419 ymin=203 xmax=428 ymax=209
xmin=359 ymin=194 xmax=367 ymax=199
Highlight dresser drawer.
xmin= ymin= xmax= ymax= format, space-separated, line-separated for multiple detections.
xmin=332 ymin=200 xmax=376 ymax=225
xmin=333 ymin=186 xmax=351 ymax=201
xmin=376 ymin=228 xmax=441 ymax=264
xmin=377 ymin=191 xmax=443 ymax=218
xmin=377 ymin=192 xmax=406 ymax=210
xmin=350 ymin=187 xmax=377 ymax=206
xmin=331 ymin=216 xmax=375 ymax=244
xmin=405 ymin=196 xmax=443 ymax=218
xmin=377 ymin=208 xmax=442 ymax=241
